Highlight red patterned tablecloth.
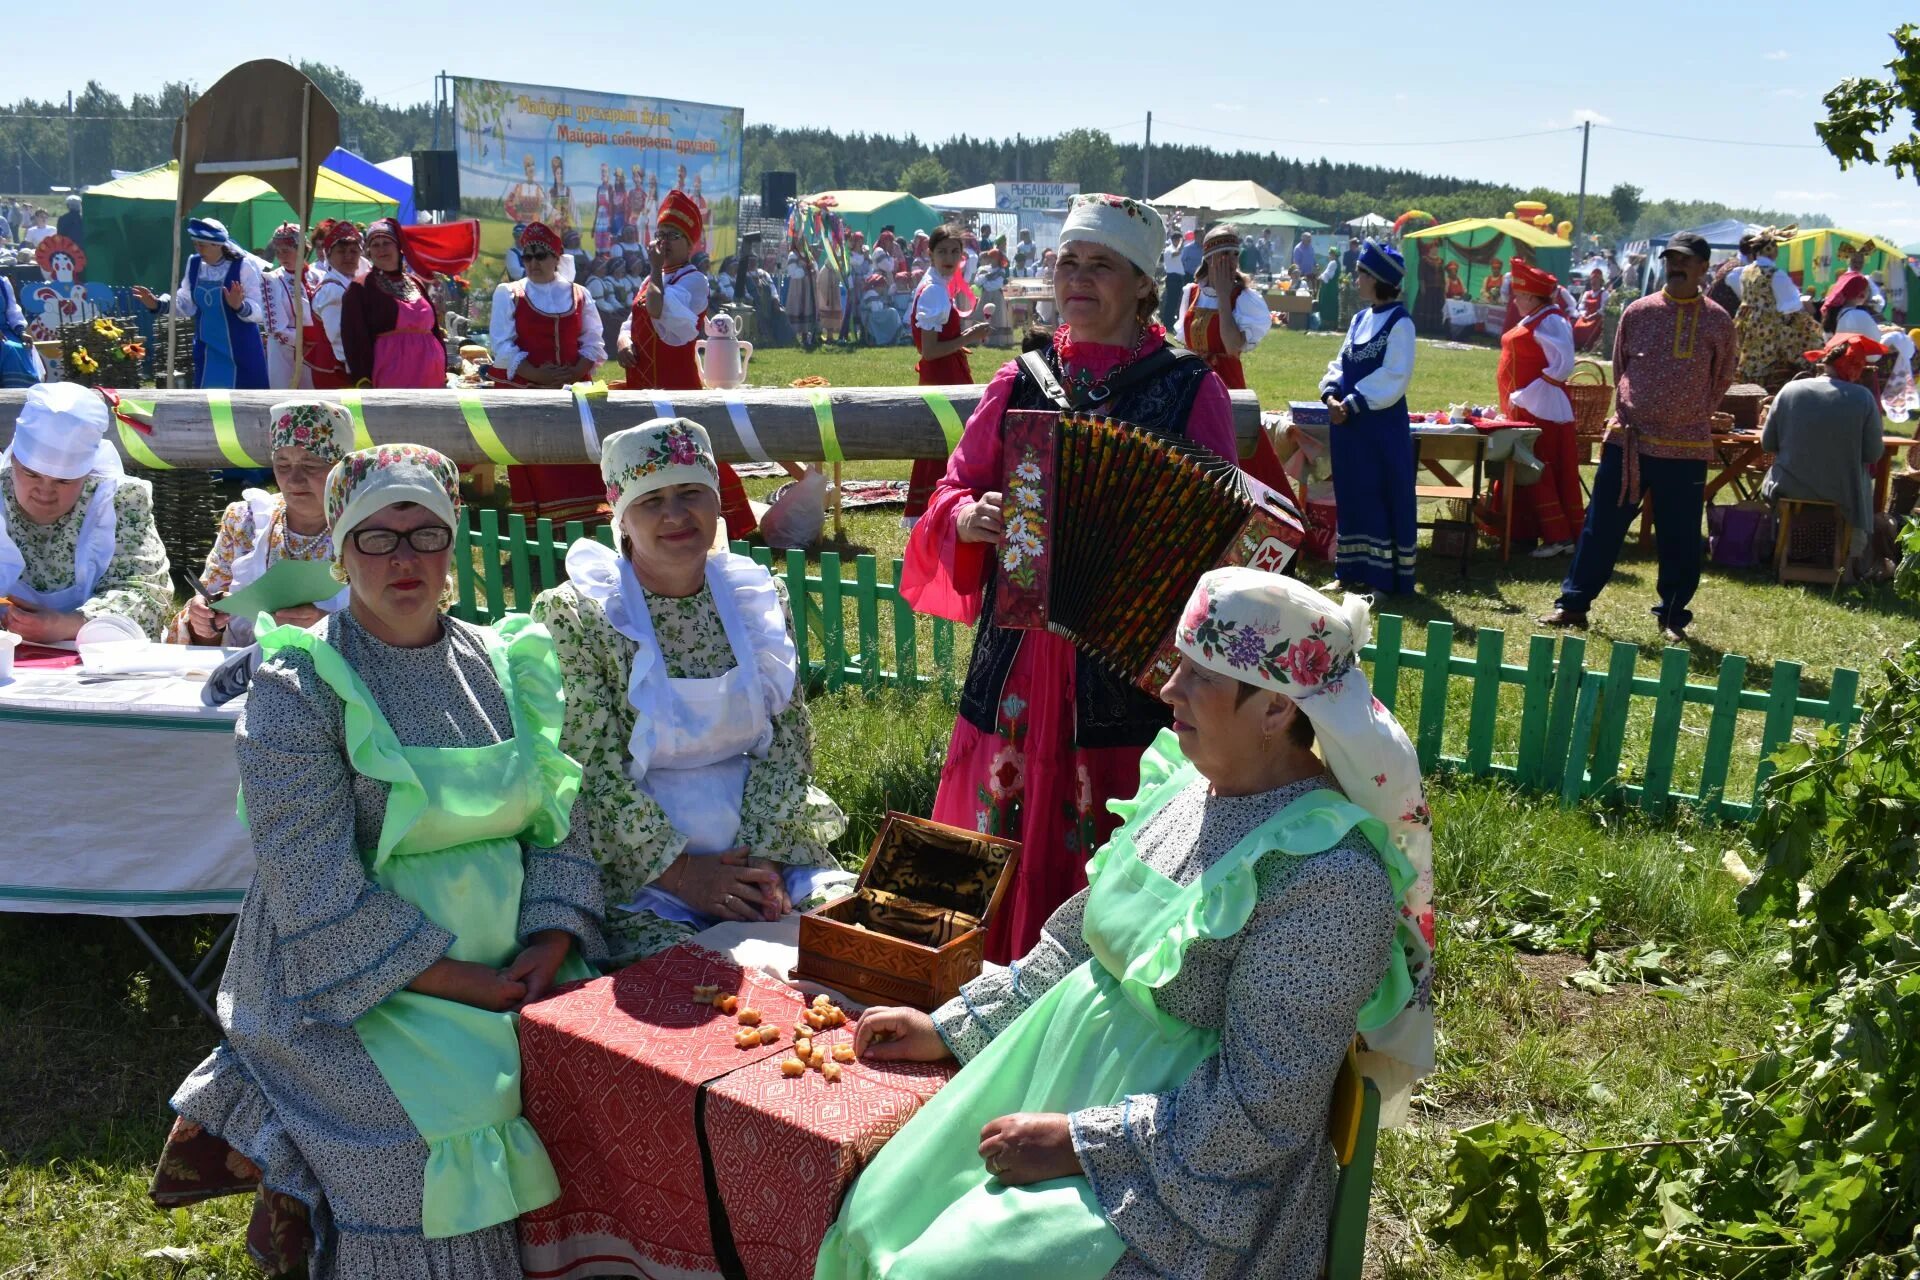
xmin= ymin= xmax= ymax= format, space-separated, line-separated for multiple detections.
xmin=518 ymin=943 xmax=955 ymax=1280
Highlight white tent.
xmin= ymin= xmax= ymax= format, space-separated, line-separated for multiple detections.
xmin=925 ymin=183 xmax=997 ymax=211
xmin=1345 ymin=212 xmax=1392 ymax=232
xmin=375 ymin=155 xmax=413 ymax=184
xmin=924 ymin=181 xmax=1080 ymax=259
xmin=1150 ymin=178 xmax=1290 ymax=212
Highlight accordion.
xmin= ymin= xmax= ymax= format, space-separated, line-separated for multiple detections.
xmin=994 ymin=409 xmax=1306 ymax=693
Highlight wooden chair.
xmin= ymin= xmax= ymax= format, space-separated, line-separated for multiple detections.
xmin=1773 ymin=498 xmax=1848 ymax=590
xmin=1324 ymin=1041 xmax=1381 ymax=1280
xmin=1414 ymin=432 xmax=1492 ymax=574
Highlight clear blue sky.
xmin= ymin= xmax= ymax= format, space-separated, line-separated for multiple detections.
xmin=19 ymin=1 xmax=1917 ymax=240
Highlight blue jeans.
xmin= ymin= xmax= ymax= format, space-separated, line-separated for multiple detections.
xmin=1557 ymin=444 xmax=1707 ymax=629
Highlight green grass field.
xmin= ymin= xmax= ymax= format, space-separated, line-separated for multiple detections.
xmin=3 ymin=330 xmax=1916 ymax=1275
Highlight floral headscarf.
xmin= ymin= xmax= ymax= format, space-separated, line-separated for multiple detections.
xmin=323 ymin=444 xmax=460 ymax=568
xmin=267 ymin=401 xmax=354 ymax=465
xmin=600 ymin=418 xmax=720 ymax=544
xmin=1176 ymin=566 xmax=1434 ymax=1120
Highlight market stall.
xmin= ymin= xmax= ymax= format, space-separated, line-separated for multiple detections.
xmin=1774 ymin=227 xmax=1906 ymax=308
xmin=1401 ymin=218 xmax=1571 ymax=335
xmin=1150 ymin=178 xmax=1293 ymax=219
xmin=925 ymin=181 xmax=1078 ymax=256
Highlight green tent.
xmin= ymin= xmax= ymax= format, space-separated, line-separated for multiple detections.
xmin=84 ymin=161 xmax=399 ymax=287
xmin=1225 ymin=208 xmax=1329 ymax=232
xmin=1401 ymin=217 xmax=1571 ymax=317
xmin=802 ymin=190 xmax=943 ymax=243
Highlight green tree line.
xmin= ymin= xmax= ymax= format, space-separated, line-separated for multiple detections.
xmin=1 ymin=68 xmax=1824 ymax=245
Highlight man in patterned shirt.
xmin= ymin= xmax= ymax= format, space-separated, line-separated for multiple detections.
xmin=1541 ymin=231 xmax=1734 ymax=645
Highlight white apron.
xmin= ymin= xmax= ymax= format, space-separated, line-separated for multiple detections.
xmin=222 ymin=489 xmax=349 ymax=646
xmin=566 ymin=539 xmax=844 ymax=925
xmin=0 ymin=469 xmax=120 ymax=612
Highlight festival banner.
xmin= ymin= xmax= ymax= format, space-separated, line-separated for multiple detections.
xmin=450 ymin=76 xmax=743 ymax=313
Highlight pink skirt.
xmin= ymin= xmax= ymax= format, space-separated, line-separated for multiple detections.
xmin=927 ymin=627 xmax=1151 ymax=963
xmin=372 ymin=325 xmax=445 ymax=390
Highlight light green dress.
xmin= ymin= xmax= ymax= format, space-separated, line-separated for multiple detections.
xmin=815 ymin=736 xmax=1412 ymax=1279
xmin=254 ymin=614 xmax=593 ymax=1239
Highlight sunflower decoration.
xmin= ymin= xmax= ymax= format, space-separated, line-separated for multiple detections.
xmin=60 ymin=312 xmax=144 ymax=388
xmin=68 ymin=347 xmax=99 ymax=376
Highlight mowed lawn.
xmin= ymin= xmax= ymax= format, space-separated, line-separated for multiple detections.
xmin=3 ymin=329 xmax=1916 ymax=1276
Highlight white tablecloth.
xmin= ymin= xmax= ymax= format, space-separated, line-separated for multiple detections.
xmin=0 ymin=653 xmax=253 ymax=916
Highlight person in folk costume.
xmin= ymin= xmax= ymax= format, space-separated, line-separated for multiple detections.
xmin=504 ymin=153 xmax=548 ymax=226
xmin=819 ymin=569 xmax=1436 ymax=1280
xmin=342 ymin=218 xmax=445 ymax=390
xmin=610 ymin=169 xmax=628 ymax=243
xmin=1823 ymin=270 xmax=1892 ymax=407
xmin=547 ymin=155 xmax=576 ymax=240
xmin=614 ymin=188 xmax=757 ymax=540
xmin=1571 ymin=267 xmax=1607 ymax=352
xmin=305 ymin=221 xmax=363 ymax=390
xmin=132 ymin=217 xmax=270 ymax=390
xmin=1481 ymin=256 xmax=1505 ymax=302
xmin=0 ymin=273 xmax=44 ymax=386
xmin=900 ymin=193 xmax=1243 ymax=963
xmin=167 ymin=400 xmax=353 ymax=647
xmin=261 ymin=223 xmax=323 ymax=391
xmin=1 ymin=383 xmax=172 ymax=643
xmin=489 ymin=222 xmax=609 ymax=525
xmin=1734 ymin=228 xmax=1824 ymax=392
xmin=905 ymin=225 xmax=990 ymax=529
xmin=691 ymin=173 xmax=711 ymax=256
xmin=1320 ymin=239 xmax=1419 ymax=595
xmin=1178 ymin=225 xmax=1293 ymax=492
xmin=593 ymin=162 xmax=615 ymax=254
xmin=1482 ymin=260 xmax=1583 ymax=558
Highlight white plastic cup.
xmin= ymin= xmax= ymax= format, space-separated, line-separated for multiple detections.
xmin=0 ymin=631 xmax=18 ymax=683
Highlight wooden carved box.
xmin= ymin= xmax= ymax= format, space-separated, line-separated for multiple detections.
xmin=794 ymin=813 xmax=1020 ymax=1011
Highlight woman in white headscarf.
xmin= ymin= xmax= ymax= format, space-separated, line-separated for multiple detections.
xmin=819 ymin=568 xmax=1433 ymax=1280
xmin=1 ymin=382 xmax=171 ymax=641
xmin=530 ymin=418 xmax=850 ymax=967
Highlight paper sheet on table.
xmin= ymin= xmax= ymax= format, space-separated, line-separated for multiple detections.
xmin=213 ymin=559 xmax=341 ymax=616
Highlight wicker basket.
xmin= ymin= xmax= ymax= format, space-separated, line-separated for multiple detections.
xmin=1722 ymin=383 xmax=1770 ymax=431
xmin=1710 ymin=411 xmax=1735 ymax=433
xmin=1567 ymin=358 xmax=1612 ymax=433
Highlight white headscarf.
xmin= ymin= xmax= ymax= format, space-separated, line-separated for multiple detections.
xmin=4 ymin=382 xmax=121 ymax=480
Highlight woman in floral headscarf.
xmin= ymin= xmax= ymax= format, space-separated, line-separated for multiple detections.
xmin=821 ymin=568 xmax=1432 ymax=1280
xmin=155 ymin=441 xmax=605 ymax=1279
xmin=530 ymin=418 xmax=849 ymax=967
xmin=167 ymin=400 xmax=352 ymax=646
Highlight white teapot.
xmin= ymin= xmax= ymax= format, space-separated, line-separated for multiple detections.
xmin=696 ymin=312 xmax=753 ymax=389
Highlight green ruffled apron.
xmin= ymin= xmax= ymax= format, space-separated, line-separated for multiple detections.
xmin=815 ymin=742 xmax=1408 ymax=1280
xmin=254 ymin=614 xmax=590 ymax=1240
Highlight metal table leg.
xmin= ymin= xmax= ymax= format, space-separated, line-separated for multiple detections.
xmin=122 ymin=917 xmax=236 ymax=1029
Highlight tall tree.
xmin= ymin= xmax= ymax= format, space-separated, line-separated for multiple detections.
xmin=1816 ymin=23 xmax=1920 ymax=180
xmin=1607 ymin=182 xmax=1644 ymax=229
xmin=898 ymin=156 xmax=952 ymax=197
xmin=1048 ymin=128 xmax=1120 ymax=193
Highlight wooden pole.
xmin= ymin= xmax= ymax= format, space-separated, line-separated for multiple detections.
xmin=0 ymin=386 xmax=1265 ymax=470
xmin=290 ymin=84 xmax=311 ymax=390
xmin=163 ymin=119 xmax=187 ymax=388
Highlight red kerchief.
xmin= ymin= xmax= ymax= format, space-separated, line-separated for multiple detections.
xmin=1803 ymin=331 xmax=1888 ymax=382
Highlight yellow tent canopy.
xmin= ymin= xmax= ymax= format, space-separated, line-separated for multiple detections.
xmin=1400 ymin=218 xmax=1571 ymax=318
xmin=1403 ymin=217 xmax=1570 ymax=250
xmin=1775 ymin=227 xmax=1906 ymax=298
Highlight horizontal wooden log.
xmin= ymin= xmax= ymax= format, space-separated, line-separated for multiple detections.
xmin=0 ymin=386 xmax=1263 ymax=471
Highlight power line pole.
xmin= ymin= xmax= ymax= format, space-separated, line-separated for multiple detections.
xmin=1142 ymin=112 xmax=1152 ymax=200
xmin=1572 ymin=120 xmax=1591 ymax=252
xmin=66 ymin=91 xmax=75 ymax=190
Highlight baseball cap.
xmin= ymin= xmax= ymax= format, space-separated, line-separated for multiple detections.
xmin=1661 ymin=232 xmax=1710 ymax=263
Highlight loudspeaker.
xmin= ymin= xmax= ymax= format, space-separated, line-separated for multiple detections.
xmin=412 ymin=150 xmax=460 ymax=213
xmin=761 ymin=171 xmax=797 ymax=216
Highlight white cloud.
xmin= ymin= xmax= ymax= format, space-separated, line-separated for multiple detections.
xmin=1572 ymin=107 xmax=1612 ymax=125
xmin=1763 ymin=49 xmax=1790 ymax=60
xmin=1774 ymin=189 xmax=1837 ymax=202
xmin=1315 ymin=96 xmax=1330 ymax=105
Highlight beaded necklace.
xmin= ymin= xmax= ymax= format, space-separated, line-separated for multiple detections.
xmin=1054 ymin=322 xmax=1161 ymax=403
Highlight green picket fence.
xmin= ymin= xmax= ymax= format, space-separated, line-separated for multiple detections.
xmin=450 ymin=509 xmax=959 ymax=698
xmin=452 ymin=510 xmax=1860 ymax=824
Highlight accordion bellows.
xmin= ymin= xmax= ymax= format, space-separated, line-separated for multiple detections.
xmin=995 ymin=410 xmax=1306 ymax=693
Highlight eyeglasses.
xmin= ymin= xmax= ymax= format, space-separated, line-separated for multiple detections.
xmin=522 ymin=248 xmax=554 ymax=261
xmin=349 ymin=525 xmax=453 ymax=555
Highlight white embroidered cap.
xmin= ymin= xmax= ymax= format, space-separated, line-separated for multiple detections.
xmin=601 ymin=418 xmax=721 ymax=543
xmin=7 ymin=382 xmax=116 ymax=480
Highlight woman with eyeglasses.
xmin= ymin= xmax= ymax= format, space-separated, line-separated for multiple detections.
xmin=154 ymin=443 xmax=606 ymax=1278
xmin=341 ymin=218 xmax=447 ymax=389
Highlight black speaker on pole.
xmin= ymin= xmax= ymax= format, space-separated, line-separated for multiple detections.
xmin=760 ymin=171 xmax=797 ymax=216
xmin=412 ymin=150 xmax=460 ymax=213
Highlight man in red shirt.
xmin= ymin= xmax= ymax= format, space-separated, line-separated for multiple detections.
xmin=1541 ymin=232 xmax=1734 ymax=644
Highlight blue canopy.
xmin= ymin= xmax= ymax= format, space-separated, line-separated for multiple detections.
xmin=321 ymin=147 xmax=416 ymax=225
xmin=1637 ymin=218 xmax=1759 ymax=291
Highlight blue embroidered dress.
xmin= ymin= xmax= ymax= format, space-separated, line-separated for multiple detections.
xmin=1320 ymin=302 xmax=1418 ymax=593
